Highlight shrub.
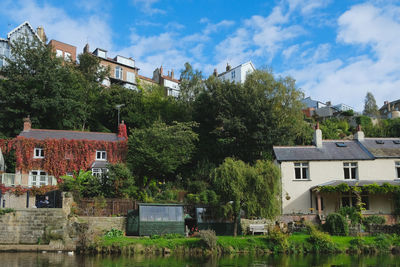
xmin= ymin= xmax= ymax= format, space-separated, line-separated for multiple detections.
xmin=104 ymin=228 xmax=124 ymax=238
xmin=363 ymin=215 xmax=386 ymax=226
xmin=199 ymin=230 xmax=217 ymax=250
xmin=324 ymin=213 xmax=349 ymax=236
xmin=349 ymin=235 xmax=368 ymax=253
xmin=162 ymin=233 xmax=185 ymax=239
xmin=373 ymin=234 xmax=392 ymax=251
xmin=338 ymin=206 xmax=362 ymax=225
xmin=0 ymin=208 xmax=15 ymax=216
xmin=265 ymin=228 xmax=289 ymax=253
xmin=307 ymin=227 xmax=339 ymax=253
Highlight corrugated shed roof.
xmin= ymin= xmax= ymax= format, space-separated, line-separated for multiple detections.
xmin=18 ymin=129 xmax=124 ymax=142
xmin=359 ymin=138 xmax=400 ymax=158
xmin=273 ymin=140 xmax=374 ymax=161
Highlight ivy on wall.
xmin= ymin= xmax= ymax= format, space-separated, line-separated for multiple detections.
xmin=0 ymin=137 xmax=127 ymax=179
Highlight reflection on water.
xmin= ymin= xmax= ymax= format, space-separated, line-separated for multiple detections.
xmin=1 ymin=252 xmax=400 ymax=267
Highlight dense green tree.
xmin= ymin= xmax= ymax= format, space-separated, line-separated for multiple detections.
xmin=179 ymin=62 xmax=205 ymax=103
xmin=127 ymin=121 xmax=198 ymax=189
xmin=211 ymin=158 xmax=281 ymax=236
xmin=193 ymin=70 xmax=308 ymax=166
xmin=363 ymin=92 xmax=380 ymax=117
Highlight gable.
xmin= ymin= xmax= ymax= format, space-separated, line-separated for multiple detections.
xmin=7 ymin=21 xmax=41 ymax=43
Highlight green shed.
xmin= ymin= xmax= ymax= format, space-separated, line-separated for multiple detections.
xmin=131 ymin=203 xmax=184 ymax=236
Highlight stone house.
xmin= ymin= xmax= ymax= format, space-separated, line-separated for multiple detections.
xmin=273 ymin=124 xmax=400 ymax=221
xmin=152 ymin=66 xmax=181 ymax=97
xmin=380 ymin=99 xmax=400 ymax=119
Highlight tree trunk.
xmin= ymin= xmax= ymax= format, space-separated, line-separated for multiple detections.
xmin=233 ymin=214 xmax=238 ymax=237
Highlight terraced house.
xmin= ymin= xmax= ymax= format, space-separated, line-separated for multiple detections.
xmin=274 ymin=124 xmax=400 ymax=222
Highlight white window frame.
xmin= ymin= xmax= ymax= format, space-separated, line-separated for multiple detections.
xmin=96 ymin=150 xmax=107 ymax=161
xmin=29 ymin=170 xmax=48 ymax=186
xmin=64 ymin=52 xmax=71 ymax=61
xmin=56 ymin=49 xmax=63 ymax=58
xmin=396 ymin=161 xmax=400 ymax=179
xmin=231 ymin=70 xmax=235 ymax=80
xmin=115 ymin=66 xmax=123 ymax=80
xmin=34 ymin=147 xmax=44 ymax=159
xmin=92 ymin=168 xmax=107 ymax=177
xmin=294 ymin=162 xmax=309 ymax=180
xmin=343 ymin=162 xmax=358 ymax=180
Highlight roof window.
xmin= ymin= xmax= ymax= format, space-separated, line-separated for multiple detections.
xmin=376 ymin=140 xmax=385 ymax=144
xmin=336 ymin=142 xmax=347 ymax=147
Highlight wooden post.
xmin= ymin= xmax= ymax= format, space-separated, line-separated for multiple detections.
xmin=317 ymin=193 xmax=322 ymax=216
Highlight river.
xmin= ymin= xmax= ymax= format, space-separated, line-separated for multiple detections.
xmin=2 ymin=253 xmax=400 ymax=267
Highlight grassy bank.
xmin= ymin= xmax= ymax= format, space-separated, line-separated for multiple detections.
xmin=82 ymin=232 xmax=400 ymax=255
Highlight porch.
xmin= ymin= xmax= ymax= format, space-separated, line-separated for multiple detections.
xmin=1 ymin=172 xmax=57 ymax=187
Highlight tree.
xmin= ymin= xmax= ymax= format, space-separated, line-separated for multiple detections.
xmin=211 ymin=158 xmax=281 ymax=236
xmin=179 ymin=62 xmax=204 ymax=103
xmin=127 ymin=121 xmax=198 ymax=189
xmin=363 ymin=92 xmax=379 ymax=117
xmin=0 ymin=35 xmax=88 ymax=136
xmin=193 ymin=70 xmax=308 ymax=166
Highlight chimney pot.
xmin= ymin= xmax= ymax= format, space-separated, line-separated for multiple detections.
xmin=384 ymin=101 xmax=389 ymax=105
xmin=226 ymin=63 xmax=231 ymax=71
xmin=23 ymin=116 xmax=31 ymax=131
xmin=160 ymin=66 xmax=163 ymax=75
xmin=83 ymin=43 xmax=90 ymax=53
xmin=213 ymin=68 xmax=218 ymax=76
xmin=171 ymin=69 xmax=174 ymax=79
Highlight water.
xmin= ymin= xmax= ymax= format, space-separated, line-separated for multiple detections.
xmin=2 ymin=253 xmax=400 ymax=267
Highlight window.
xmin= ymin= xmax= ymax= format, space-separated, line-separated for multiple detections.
xmin=231 ymin=70 xmax=235 ymax=80
xmin=294 ymin=162 xmax=309 ymax=180
xmin=126 ymin=71 xmax=135 ymax=83
xmin=341 ymin=193 xmax=369 ymax=210
xmin=344 ymin=162 xmax=357 ymax=179
xmin=96 ymin=150 xmax=107 ymax=160
xmin=56 ymin=49 xmax=63 ymax=57
xmin=115 ymin=66 xmax=123 ymax=79
xmin=396 ymin=162 xmax=400 ymax=179
xmin=92 ymin=168 xmax=103 ymax=177
xmin=30 ymin=170 xmax=47 ymax=186
xmin=66 ymin=172 xmax=74 ymax=177
xmin=64 ymin=52 xmax=71 ymax=61
xmin=34 ymin=148 xmax=44 ymax=158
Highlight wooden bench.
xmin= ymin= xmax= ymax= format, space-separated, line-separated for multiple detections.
xmin=249 ymin=224 xmax=268 ymax=235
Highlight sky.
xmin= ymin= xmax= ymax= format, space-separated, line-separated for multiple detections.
xmin=1 ymin=0 xmax=400 ymax=111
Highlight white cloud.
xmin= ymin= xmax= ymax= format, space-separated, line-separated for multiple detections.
xmin=0 ymin=0 xmax=113 ymax=54
xmin=132 ymin=0 xmax=165 ymax=15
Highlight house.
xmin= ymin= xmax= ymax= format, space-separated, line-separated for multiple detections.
xmin=83 ymin=44 xmax=139 ymax=90
xmin=333 ymin=103 xmax=354 ymax=112
xmin=48 ymin=39 xmax=77 ymax=62
xmin=380 ymin=100 xmax=400 ymax=119
xmin=0 ymin=117 xmax=128 ymax=188
xmin=152 ymin=66 xmax=180 ymax=97
xmin=0 ymin=21 xmax=46 ymax=68
xmin=214 ymin=61 xmax=256 ymax=84
xmin=273 ymin=124 xmax=400 ymax=222
xmin=302 ymin=97 xmax=327 ymax=110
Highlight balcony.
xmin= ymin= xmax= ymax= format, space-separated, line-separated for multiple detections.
xmin=0 ymin=173 xmax=57 ymax=187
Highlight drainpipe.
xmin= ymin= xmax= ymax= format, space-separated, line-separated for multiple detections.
xmin=26 ymin=191 xmax=29 ymax=208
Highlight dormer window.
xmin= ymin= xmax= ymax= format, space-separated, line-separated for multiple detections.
xmin=34 ymin=147 xmax=44 ymax=159
xmin=96 ymin=150 xmax=107 ymax=160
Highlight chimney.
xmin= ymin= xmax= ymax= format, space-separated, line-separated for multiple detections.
xmin=168 ymin=70 xmax=170 ymax=77
xmin=226 ymin=63 xmax=231 ymax=71
xmin=213 ymin=68 xmax=218 ymax=77
xmin=118 ymin=120 xmax=128 ymax=139
xmin=23 ymin=116 xmax=32 ymax=131
xmin=83 ymin=43 xmax=90 ymax=54
xmin=313 ymin=122 xmax=323 ymax=148
xmin=36 ymin=26 xmax=46 ymax=43
xmin=160 ymin=66 xmax=163 ymax=75
xmin=384 ymin=101 xmax=389 ymax=105
xmin=171 ymin=69 xmax=174 ymax=79
xmin=354 ymin=125 xmax=364 ymax=141
xmin=326 ymin=101 xmax=331 ymax=106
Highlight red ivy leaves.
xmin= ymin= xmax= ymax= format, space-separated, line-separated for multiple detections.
xmin=0 ymin=137 xmax=127 ymax=179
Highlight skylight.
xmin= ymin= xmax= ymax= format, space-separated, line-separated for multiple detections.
xmin=376 ymin=140 xmax=385 ymax=144
xmin=336 ymin=142 xmax=347 ymax=147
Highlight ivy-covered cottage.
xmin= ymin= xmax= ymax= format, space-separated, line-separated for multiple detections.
xmin=0 ymin=117 xmax=128 ymax=188
xmin=273 ymin=124 xmax=400 ymax=222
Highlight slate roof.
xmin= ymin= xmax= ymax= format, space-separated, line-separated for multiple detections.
xmin=359 ymin=138 xmax=400 ymax=158
xmin=311 ymin=180 xmax=400 ymax=190
xmin=91 ymin=161 xmax=109 ymax=168
xmin=18 ymin=129 xmax=124 ymax=142
xmin=273 ymin=140 xmax=374 ymax=162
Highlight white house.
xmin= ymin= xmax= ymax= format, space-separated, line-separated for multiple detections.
xmin=273 ymin=125 xmax=400 ymax=220
xmin=215 ymin=61 xmax=256 ymax=84
xmin=0 ymin=21 xmax=45 ymax=68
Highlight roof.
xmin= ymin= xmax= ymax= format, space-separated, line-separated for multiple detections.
xmin=217 ymin=61 xmax=255 ymax=77
xmin=359 ymin=138 xmax=400 ymax=158
xmin=311 ymin=180 xmax=400 ymax=190
xmin=91 ymin=161 xmax=109 ymax=168
xmin=379 ymin=99 xmax=400 ymax=111
xmin=18 ymin=129 xmax=124 ymax=142
xmin=162 ymin=75 xmax=180 ymax=83
xmin=0 ymin=38 xmax=7 ymax=42
xmin=7 ymin=21 xmax=42 ymax=42
xmin=48 ymin=39 xmax=77 ymax=48
xmin=273 ymin=140 xmax=374 ymax=162
xmin=138 ymin=75 xmax=157 ymax=84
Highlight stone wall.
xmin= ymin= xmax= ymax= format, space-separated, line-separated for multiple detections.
xmin=77 ymin=216 xmax=126 ymax=235
xmin=0 ymin=209 xmax=65 ymax=244
xmin=1 ymin=192 xmax=36 ymax=209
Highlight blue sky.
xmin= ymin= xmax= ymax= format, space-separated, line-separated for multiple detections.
xmin=1 ymin=0 xmax=400 ymax=111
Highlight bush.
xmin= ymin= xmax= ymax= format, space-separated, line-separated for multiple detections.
xmin=338 ymin=206 xmax=362 ymax=225
xmin=363 ymin=215 xmax=386 ymax=226
xmin=324 ymin=213 xmax=349 ymax=236
xmin=265 ymin=228 xmax=289 ymax=253
xmin=307 ymin=227 xmax=339 ymax=253
xmin=104 ymin=228 xmax=124 ymax=238
xmin=349 ymin=235 xmax=369 ymax=253
xmin=162 ymin=233 xmax=185 ymax=239
xmin=373 ymin=234 xmax=392 ymax=251
xmin=199 ymin=230 xmax=217 ymax=250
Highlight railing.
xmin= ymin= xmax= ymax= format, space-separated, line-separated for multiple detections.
xmin=0 ymin=173 xmax=57 ymax=187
